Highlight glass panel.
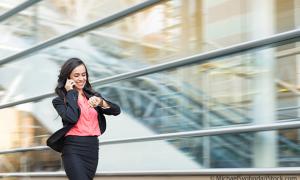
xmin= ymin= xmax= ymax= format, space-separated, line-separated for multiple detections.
xmin=0 ymin=0 xmax=26 ymax=14
xmin=275 ymin=43 xmax=300 ymax=121
xmin=1 ymin=129 xmax=299 ymax=173
xmin=1 ymin=42 xmax=299 ymax=140
xmin=0 ymin=0 xmax=143 ymax=57
xmin=0 ymin=0 xmax=299 ymax=175
xmin=0 ymin=98 xmax=57 ymax=149
xmin=42 ymin=0 xmax=300 ymax=68
xmin=0 ymin=150 xmax=61 ymax=172
xmin=0 ymin=0 xmax=299 ymax=66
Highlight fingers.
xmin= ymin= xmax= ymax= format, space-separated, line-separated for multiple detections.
xmin=65 ymin=79 xmax=75 ymax=91
xmin=88 ymin=100 xmax=94 ymax=107
xmin=88 ymin=96 xmax=102 ymax=107
xmin=67 ymin=79 xmax=75 ymax=87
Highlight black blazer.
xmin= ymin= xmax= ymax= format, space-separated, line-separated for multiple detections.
xmin=46 ymin=88 xmax=120 ymax=152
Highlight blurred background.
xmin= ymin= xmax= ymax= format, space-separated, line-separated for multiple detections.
xmin=0 ymin=0 xmax=299 ymax=175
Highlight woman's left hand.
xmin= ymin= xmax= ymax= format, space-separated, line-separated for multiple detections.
xmin=88 ymin=96 xmax=102 ymax=108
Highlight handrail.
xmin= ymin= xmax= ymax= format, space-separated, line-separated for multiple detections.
xmin=0 ymin=0 xmax=43 ymax=22
xmin=1 ymin=120 xmax=300 ymax=155
xmin=1 ymin=168 xmax=300 ymax=177
xmin=0 ymin=0 xmax=162 ymax=66
xmin=0 ymin=29 xmax=300 ymax=109
xmin=277 ymin=106 xmax=300 ymax=111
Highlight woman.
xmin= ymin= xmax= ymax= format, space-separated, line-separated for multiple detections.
xmin=47 ymin=58 xmax=121 ymax=180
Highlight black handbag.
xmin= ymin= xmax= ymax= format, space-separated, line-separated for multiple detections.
xmin=46 ymin=126 xmax=72 ymax=153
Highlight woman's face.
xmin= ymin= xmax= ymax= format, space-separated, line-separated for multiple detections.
xmin=69 ymin=64 xmax=87 ymax=90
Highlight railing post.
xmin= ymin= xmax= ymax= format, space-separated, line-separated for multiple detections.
xmin=249 ymin=0 xmax=277 ymax=167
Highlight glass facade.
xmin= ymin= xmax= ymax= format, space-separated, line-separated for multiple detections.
xmin=0 ymin=0 xmax=299 ymax=176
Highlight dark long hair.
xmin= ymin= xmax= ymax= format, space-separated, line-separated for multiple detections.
xmin=55 ymin=58 xmax=95 ymax=99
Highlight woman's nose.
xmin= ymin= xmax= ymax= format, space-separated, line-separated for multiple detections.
xmin=78 ymin=76 xmax=86 ymax=81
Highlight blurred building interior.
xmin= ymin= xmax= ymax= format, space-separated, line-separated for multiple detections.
xmin=0 ymin=0 xmax=299 ymax=178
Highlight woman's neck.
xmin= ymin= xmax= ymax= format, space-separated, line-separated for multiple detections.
xmin=76 ymin=88 xmax=84 ymax=96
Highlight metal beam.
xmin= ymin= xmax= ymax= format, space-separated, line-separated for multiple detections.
xmin=0 ymin=0 xmax=43 ymax=22
xmin=0 ymin=29 xmax=300 ymax=109
xmin=0 ymin=3 xmax=175 ymax=53
xmin=0 ymin=120 xmax=300 ymax=155
xmin=90 ymin=29 xmax=300 ymax=87
xmin=0 ymin=0 xmax=162 ymax=66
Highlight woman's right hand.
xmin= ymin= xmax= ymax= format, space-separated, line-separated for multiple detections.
xmin=65 ymin=79 xmax=75 ymax=91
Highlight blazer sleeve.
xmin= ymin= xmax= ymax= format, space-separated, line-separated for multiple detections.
xmin=52 ymin=90 xmax=80 ymax=124
xmin=95 ymin=93 xmax=121 ymax=116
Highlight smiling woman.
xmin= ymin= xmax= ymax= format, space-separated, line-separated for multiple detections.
xmin=47 ymin=58 xmax=121 ymax=180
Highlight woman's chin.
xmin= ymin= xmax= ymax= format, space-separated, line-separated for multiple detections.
xmin=75 ymin=85 xmax=84 ymax=90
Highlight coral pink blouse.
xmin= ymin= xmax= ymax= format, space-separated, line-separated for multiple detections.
xmin=66 ymin=95 xmax=101 ymax=136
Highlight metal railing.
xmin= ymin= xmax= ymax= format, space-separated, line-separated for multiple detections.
xmin=0 ymin=0 xmax=43 ymax=22
xmin=0 ymin=120 xmax=300 ymax=155
xmin=0 ymin=28 xmax=300 ymax=109
xmin=0 ymin=0 xmax=162 ymax=66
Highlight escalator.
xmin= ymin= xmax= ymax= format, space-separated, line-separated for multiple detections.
xmin=87 ymin=70 xmax=300 ymax=168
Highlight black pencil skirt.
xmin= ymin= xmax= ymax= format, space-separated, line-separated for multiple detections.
xmin=62 ymin=136 xmax=99 ymax=180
